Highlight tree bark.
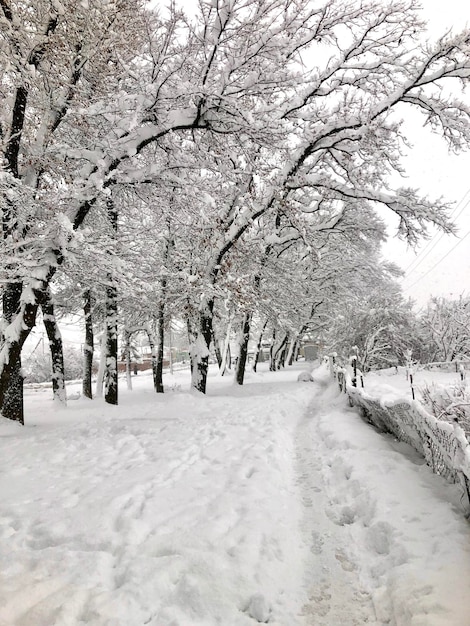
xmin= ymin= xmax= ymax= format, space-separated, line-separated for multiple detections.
xmin=286 ymin=337 xmax=297 ymax=366
xmin=189 ymin=300 xmax=214 ymax=393
xmin=95 ymin=330 xmax=106 ymax=398
xmin=104 ymin=198 xmax=118 ymax=405
xmin=0 ymin=283 xmax=24 ymax=423
xmin=104 ymin=281 xmax=118 ymax=405
xmin=235 ymin=312 xmax=251 ymax=385
xmin=269 ymin=329 xmax=277 ymax=372
xmin=212 ymin=328 xmax=222 ymax=369
xmin=293 ymin=340 xmax=300 ymax=363
xmin=275 ymin=334 xmax=288 ymax=369
xmin=42 ymin=290 xmax=66 ymax=404
xmin=155 ymin=301 xmax=165 ymax=393
xmin=82 ymin=289 xmax=94 ymax=399
xmin=146 ymin=324 xmax=160 ymax=393
xmin=252 ymin=319 xmax=268 ymax=373
xmin=123 ymin=330 xmax=133 ymax=391
xmin=0 ymin=293 xmax=45 ymax=423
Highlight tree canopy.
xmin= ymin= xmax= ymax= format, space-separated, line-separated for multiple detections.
xmin=1 ymin=0 xmax=470 ymax=420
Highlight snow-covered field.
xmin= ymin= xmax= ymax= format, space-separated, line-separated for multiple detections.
xmin=1 ymin=363 xmax=469 ymax=625
xmin=362 ymin=366 xmax=465 ymax=403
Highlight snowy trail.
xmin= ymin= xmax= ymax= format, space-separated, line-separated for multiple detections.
xmin=0 ymin=364 xmax=470 ymax=625
xmin=295 ymin=380 xmax=377 ymax=624
xmin=297 ymin=367 xmax=470 ymax=625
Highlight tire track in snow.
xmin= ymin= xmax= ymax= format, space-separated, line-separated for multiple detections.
xmin=294 ymin=377 xmax=378 ymax=625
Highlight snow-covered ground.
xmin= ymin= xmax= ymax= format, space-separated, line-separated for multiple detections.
xmin=361 ymin=366 xmax=465 ymax=404
xmin=1 ymin=363 xmax=469 ymax=625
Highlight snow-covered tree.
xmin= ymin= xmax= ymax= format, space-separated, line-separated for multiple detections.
xmin=418 ymin=296 xmax=470 ymax=363
xmin=2 ymin=0 xmax=470 ymax=420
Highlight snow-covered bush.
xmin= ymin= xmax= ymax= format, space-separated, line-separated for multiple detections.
xmin=23 ymin=347 xmax=89 ymax=384
xmin=420 ymin=383 xmax=470 ymax=436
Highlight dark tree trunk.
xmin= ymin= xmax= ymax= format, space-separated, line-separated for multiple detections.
xmin=154 ymin=220 xmax=171 ymax=392
xmin=146 ymin=326 xmax=159 ymax=393
xmin=104 ymin=282 xmax=118 ymax=405
xmin=42 ymin=290 xmax=66 ymax=404
xmin=287 ymin=337 xmax=298 ymax=365
xmin=0 ymin=78 xmax=34 ymax=422
xmin=212 ymin=328 xmax=222 ymax=368
xmin=235 ymin=312 xmax=251 ymax=385
xmin=293 ymin=341 xmax=300 ymax=362
xmin=189 ymin=301 xmax=214 ymax=394
xmin=104 ymin=198 xmax=118 ymax=405
xmin=0 ymin=283 xmax=24 ymax=423
xmin=252 ymin=319 xmax=268 ymax=373
xmin=276 ymin=335 xmax=289 ymax=369
xmin=155 ymin=300 xmax=165 ymax=393
xmin=269 ymin=329 xmax=276 ymax=371
xmin=82 ymin=289 xmax=94 ymax=399
xmin=0 ymin=295 xmax=42 ymax=423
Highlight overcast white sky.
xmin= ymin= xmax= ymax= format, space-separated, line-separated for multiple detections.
xmin=380 ymin=0 xmax=470 ymax=308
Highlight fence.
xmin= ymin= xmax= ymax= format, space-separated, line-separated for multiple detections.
xmin=333 ymin=364 xmax=470 ymax=516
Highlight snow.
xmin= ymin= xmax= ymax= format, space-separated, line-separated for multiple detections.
xmin=0 ymin=363 xmax=469 ymax=625
xmin=363 ymin=366 xmax=466 ymax=403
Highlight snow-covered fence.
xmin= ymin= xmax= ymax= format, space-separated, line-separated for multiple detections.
xmin=332 ymin=364 xmax=470 ymax=515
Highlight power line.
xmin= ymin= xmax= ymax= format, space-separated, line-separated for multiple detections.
xmin=403 ymin=228 xmax=470 ymax=292
xmin=402 ymin=197 xmax=470 ymax=277
xmin=402 ymin=187 xmax=470 ymax=275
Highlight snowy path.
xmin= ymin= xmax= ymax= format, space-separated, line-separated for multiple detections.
xmin=297 ymin=369 xmax=470 ymax=625
xmin=0 ymin=363 xmax=469 ymax=625
xmin=295 ymin=384 xmax=377 ymax=624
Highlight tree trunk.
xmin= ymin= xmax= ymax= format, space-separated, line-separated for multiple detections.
xmin=274 ymin=333 xmax=289 ymax=371
xmin=154 ymin=216 xmax=172 ymax=391
xmin=212 ymin=328 xmax=223 ymax=368
xmin=0 ymin=293 xmax=43 ymax=423
xmin=95 ymin=330 xmax=106 ymax=398
xmin=0 ymin=283 xmax=24 ymax=423
xmin=219 ymin=321 xmax=232 ymax=376
xmin=146 ymin=325 xmax=160 ymax=393
xmin=0 ymin=83 xmax=32 ymax=422
xmin=269 ymin=329 xmax=276 ymax=372
xmin=42 ymin=291 xmax=66 ymax=405
xmin=276 ymin=335 xmax=288 ymax=369
xmin=189 ymin=301 xmax=214 ymax=393
xmin=123 ymin=330 xmax=132 ymax=391
xmin=155 ymin=300 xmax=165 ymax=393
xmin=104 ymin=198 xmax=118 ymax=405
xmin=286 ymin=336 xmax=298 ymax=366
xmin=82 ymin=289 xmax=94 ymax=399
xmin=252 ymin=319 xmax=268 ymax=373
xmin=104 ymin=281 xmax=118 ymax=405
xmin=235 ymin=312 xmax=251 ymax=385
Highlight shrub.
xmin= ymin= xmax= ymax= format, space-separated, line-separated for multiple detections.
xmin=420 ymin=382 xmax=470 ymax=436
xmin=23 ymin=346 xmax=91 ymax=384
